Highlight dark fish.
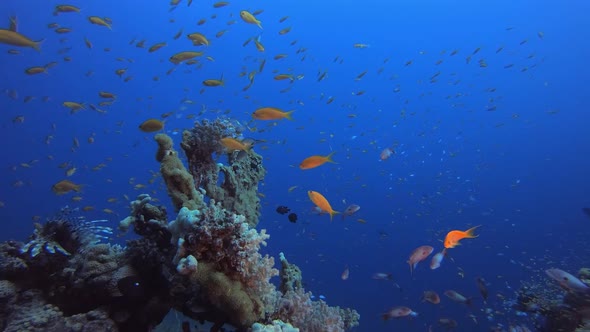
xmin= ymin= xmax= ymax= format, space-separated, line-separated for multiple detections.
xmin=117 ymin=276 xmax=145 ymax=298
xmin=583 ymin=208 xmax=590 ymax=218
xmin=276 ymin=206 xmax=290 ymax=215
xmin=476 ymin=277 xmax=488 ymax=302
xmin=438 ymin=318 xmax=458 ymax=329
xmin=288 ymin=213 xmax=297 ymax=223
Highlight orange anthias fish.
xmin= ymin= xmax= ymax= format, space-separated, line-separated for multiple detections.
xmin=252 ymin=107 xmax=294 ymax=120
xmin=308 ymin=190 xmax=339 ymax=221
xmin=220 ymin=137 xmax=252 ymax=151
xmin=444 ymin=225 xmax=481 ymax=249
xmin=407 ymin=245 xmax=434 ymax=275
xmin=299 ymin=152 xmax=336 ymax=170
xmin=52 ymin=179 xmax=82 ymax=195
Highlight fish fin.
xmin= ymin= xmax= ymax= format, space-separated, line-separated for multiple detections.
xmin=329 ymin=210 xmax=339 ymax=221
xmin=9 ymin=16 xmax=17 ymax=32
xmin=32 ymin=39 xmax=44 ymax=52
xmin=465 ymin=225 xmax=481 ymax=238
xmin=284 ymin=110 xmax=294 ymax=120
xmin=325 ymin=151 xmax=337 ymax=164
xmin=407 ymin=260 xmax=413 ymax=276
xmin=257 ymin=21 xmax=263 ymax=30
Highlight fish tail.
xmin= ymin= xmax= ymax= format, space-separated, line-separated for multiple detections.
xmin=284 ymin=110 xmax=294 ymax=120
xmin=329 ymin=210 xmax=339 ymax=221
xmin=33 ymin=39 xmax=44 ymax=52
xmin=407 ymin=260 xmax=413 ymax=276
xmin=466 ymin=225 xmax=481 ymax=238
xmin=325 ymin=151 xmax=337 ymax=163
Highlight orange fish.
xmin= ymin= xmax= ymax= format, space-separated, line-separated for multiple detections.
xmin=52 ymin=179 xmax=82 ymax=195
xmin=407 ymin=245 xmax=434 ymax=275
xmin=299 ymin=152 xmax=336 ymax=170
xmin=444 ymin=225 xmax=481 ymax=249
xmin=220 ymin=137 xmax=252 ymax=151
xmin=252 ymin=107 xmax=294 ymax=120
xmin=308 ymin=190 xmax=339 ymax=221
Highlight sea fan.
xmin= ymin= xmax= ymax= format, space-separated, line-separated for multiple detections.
xmin=20 ymin=206 xmax=112 ymax=257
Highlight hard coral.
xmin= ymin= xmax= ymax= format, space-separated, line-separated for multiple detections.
xmin=180 ymin=118 xmax=265 ymax=227
xmin=180 ymin=118 xmax=243 ymax=182
xmin=155 ymin=133 xmax=205 ymax=212
xmin=272 ymin=254 xmax=360 ymax=332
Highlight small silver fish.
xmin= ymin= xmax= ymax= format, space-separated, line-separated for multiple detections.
xmin=545 ymin=268 xmax=590 ymax=292
xmin=342 ymin=204 xmax=360 ymax=219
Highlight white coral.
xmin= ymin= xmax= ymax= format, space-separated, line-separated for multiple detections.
xmin=176 ymin=255 xmax=198 ymax=275
xmin=168 ymin=207 xmax=201 ymax=244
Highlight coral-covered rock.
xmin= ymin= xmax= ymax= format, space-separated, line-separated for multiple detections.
xmin=251 ymin=319 xmax=299 ymax=332
xmin=180 ymin=119 xmax=265 ymax=227
xmin=279 ymin=252 xmax=302 ymax=294
xmin=155 ymin=133 xmax=205 ymax=212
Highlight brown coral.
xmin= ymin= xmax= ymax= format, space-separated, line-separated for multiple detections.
xmin=155 ymin=133 xmax=205 ymax=212
xmin=180 ymin=119 xmax=266 ymax=227
xmin=191 ymin=262 xmax=261 ymax=327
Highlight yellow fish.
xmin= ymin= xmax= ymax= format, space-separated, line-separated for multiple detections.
xmin=139 ymin=119 xmax=164 ymax=132
xmin=240 ymin=10 xmax=262 ymax=29
xmin=52 ymin=180 xmax=82 ymax=195
xmin=308 ymin=190 xmax=339 ymax=221
xmin=0 ymin=29 xmax=41 ymax=51
xmin=169 ymin=51 xmax=203 ymax=64
xmin=203 ymin=74 xmax=224 ymax=87
xmin=88 ymin=16 xmax=112 ymax=30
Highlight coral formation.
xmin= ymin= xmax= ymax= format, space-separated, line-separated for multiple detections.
xmin=516 ymin=267 xmax=590 ymax=332
xmin=180 ymin=118 xmax=265 ymax=227
xmin=271 ymin=254 xmax=360 ymax=332
xmin=155 ymin=133 xmax=204 ymax=212
xmin=250 ymin=320 xmax=299 ymax=332
xmin=0 ymin=118 xmax=359 ymax=332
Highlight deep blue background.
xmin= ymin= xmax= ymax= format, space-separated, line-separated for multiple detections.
xmin=1 ymin=0 xmax=589 ymax=331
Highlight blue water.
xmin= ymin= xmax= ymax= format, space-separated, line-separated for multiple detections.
xmin=1 ymin=0 xmax=590 ymax=331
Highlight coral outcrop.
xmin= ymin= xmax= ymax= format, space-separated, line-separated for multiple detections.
xmin=180 ymin=118 xmax=265 ymax=227
xmin=0 ymin=118 xmax=359 ymax=332
xmin=516 ymin=267 xmax=590 ymax=332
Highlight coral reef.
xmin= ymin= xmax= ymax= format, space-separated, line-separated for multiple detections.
xmin=21 ymin=206 xmax=112 ymax=257
xmin=180 ymin=118 xmax=265 ymax=227
xmin=0 ymin=118 xmax=359 ymax=332
xmin=250 ymin=320 xmax=299 ymax=332
xmin=271 ymin=254 xmax=360 ymax=332
xmin=517 ymin=267 xmax=590 ymax=332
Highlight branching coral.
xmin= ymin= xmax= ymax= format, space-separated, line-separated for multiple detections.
xmin=273 ymin=254 xmax=360 ymax=332
xmin=170 ymin=200 xmax=279 ymax=328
